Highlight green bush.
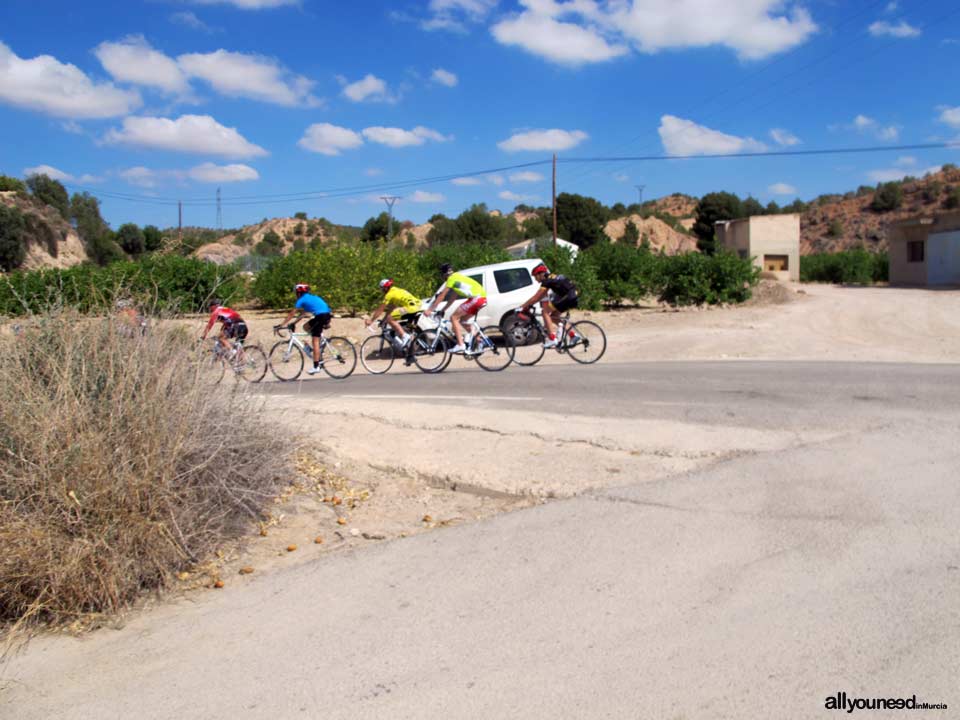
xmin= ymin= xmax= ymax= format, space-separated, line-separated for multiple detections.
xmin=800 ymin=250 xmax=888 ymax=284
xmin=26 ymin=174 xmax=69 ymax=220
xmin=0 ymin=204 xmax=27 ymax=271
xmin=944 ymin=186 xmax=960 ymax=210
xmin=0 ymin=175 xmax=27 ymax=193
xmin=527 ymin=243 xmax=603 ymax=311
xmin=581 ymin=240 xmax=657 ymax=305
xmin=828 ymin=219 xmax=844 ymax=238
xmin=656 ymin=251 xmax=758 ymax=306
xmin=871 ymin=182 xmax=902 ymax=212
xmin=0 ymin=255 xmax=249 ymax=316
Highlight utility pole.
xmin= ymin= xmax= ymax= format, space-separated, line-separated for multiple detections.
xmin=552 ymin=153 xmax=557 ymax=247
xmin=634 ymin=184 xmax=646 ymax=205
xmin=178 ymin=201 xmax=183 ymax=245
xmin=216 ymin=187 xmax=222 ymax=231
xmin=380 ymin=196 xmax=401 ymax=240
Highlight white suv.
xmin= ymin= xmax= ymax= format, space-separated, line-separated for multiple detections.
xmin=422 ymin=258 xmax=543 ymax=331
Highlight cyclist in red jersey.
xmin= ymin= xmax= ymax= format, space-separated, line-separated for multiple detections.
xmin=200 ymin=299 xmax=248 ymax=355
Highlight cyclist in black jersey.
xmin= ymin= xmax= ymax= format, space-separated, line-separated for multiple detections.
xmin=518 ymin=263 xmax=579 ymax=348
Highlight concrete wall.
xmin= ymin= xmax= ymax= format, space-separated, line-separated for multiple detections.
xmin=716 ymin=218 xmax=750 ymax=258
xmin=746 ymin=214 xmax=800 ymax=282
xmin=889 ymin=212 xmax=960 ymax=286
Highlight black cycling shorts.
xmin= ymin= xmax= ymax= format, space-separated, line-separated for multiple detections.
xmin=225 ymin=321 xmax=248 ymax=340
xmin=305 ymin=313 xmax=331 ymax=337
xmin=550 ymin=294 xmax=579 ymax=313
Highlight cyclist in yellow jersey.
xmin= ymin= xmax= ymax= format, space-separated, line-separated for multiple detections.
xmin=423 ymin=263 xmax=487 ymax=354
xmin=364 ymin=278 xmax=421 ymax=347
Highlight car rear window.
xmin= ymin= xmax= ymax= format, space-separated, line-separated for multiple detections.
xmin=469 ymin=273 xmax=483 ymax=287
xmin=494 ymin=268 xmax=533 ymax=293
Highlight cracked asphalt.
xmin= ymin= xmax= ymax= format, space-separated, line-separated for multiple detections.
xmin=4 ymin=360 xmax=960 ymax=719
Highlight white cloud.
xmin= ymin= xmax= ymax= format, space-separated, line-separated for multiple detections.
xmin=0 ymin=41 xmax=141 ymax=119
xmin=431 ymin=68 xmax=458 ymax=87
xmin=298 ymin=123 xmax=364 ymax=155
xmin=885 ymin=2 xmax=899 ymax=13
xmin=340 ymin=73 xmax=396 ymax=103
xmin=658 ymin=115 xmax=766 ymax=156
xmin=492 ymin=8 xmax=628 ymax=66
xmin=867 ymin=165 xmax=941 ymax=183
xmin=120 ymin=166 xmax=163 ymax=188
xmin=937 ymin=106 xmax=960 ymax=129
xmin=23 ymin=164 xmax=73 ymax=182
xmin=409 ymin=190 xmax=445 ymax=203
xmin=422 ymin=0 xmax=498 ymax=32
xmin=95 ymin=36 xmax=190 ymax=95
xmin=188 ymin=162 xmax=259 ymax=183
xmin=767 ymin=182 xmax=797 ymax=196
xmin=836 ymin=114 xmax=900 ymax=142
xmin=104 ymin=114 xmax=267 ymax=158
xmin=498 ymin=128 xmax=588 ymax=152
xmin=362 ymin=125 xmax=451 ymax=147
xmin=488 ymin=174 xmax=505 ymax=186
xmin=452 ymin=176 xmax=484 ymax=185
xmin=509 ymin=171 xmax=544 ymax=182
xmin=895 ymin=156 xmax=917 ymax=167
xmin=499 ymin=190 xmax=536 ymax=202
xmin=170 ymin=11 xmax=217 ymax=32
xmin=868 ymin=20 xmax=921 ymax=38
xmin=770 ymin=128 xmax=800 ymax=147
xmin=185 ymin=0 xmax=298 ymax=8
xmin=178 ymin=49 xmax=320 ymax=107
xmin=490 ymin=0 xmax=817 ymax=65
xmin=365 ymin=168 xmax=384 ymax=176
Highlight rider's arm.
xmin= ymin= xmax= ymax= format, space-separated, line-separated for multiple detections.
xmin=279 ymin=308 xmax=301 ymax=327
xmin=366 ymin=303 xmax=387 ymax=325
xmin=200 ymin=309 xmax=217 ymax=339
xmin=520 ymin=288 xmax=547 ymax=312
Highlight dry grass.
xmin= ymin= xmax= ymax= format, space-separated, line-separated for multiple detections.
xmin=0 ymin=311 xmax=287 ymax=637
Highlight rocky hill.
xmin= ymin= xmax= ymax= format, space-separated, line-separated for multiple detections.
xmin=798 ymin=166 xmax=960 ymax=253
xmin=604 ymin=214 xmax=697 ymax=254
xmin=0 ymin=191 xmax=88 ymax=270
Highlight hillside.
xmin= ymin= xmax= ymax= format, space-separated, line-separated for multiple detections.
xmin=798 ymin=166 xmax=960 ymax=253
xmin=604 ymin=214 xmax=697 ymax=254
xmin=0 ymin=191 xmax=87 ymax=270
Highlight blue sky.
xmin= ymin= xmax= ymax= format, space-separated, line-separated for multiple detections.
xmin=1 ymin=0 xmax=958 ymax=231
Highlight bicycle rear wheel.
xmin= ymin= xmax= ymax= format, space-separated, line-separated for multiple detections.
xmin=412 ymin=330 xmax=449 ymax=373
xmin=566 ymin=321 xmax=606 ymax=364
xmin=509 ymin=321 xmax=546 ymax=367
xmin=269 ymin=341 xmax=304 ymax=381
xmin=237 ymin=344 xmax=268 ymax=382
xmin=320 ymin=336 xmax=357 ymax=379
xmin=474 ymin=326 xmax=515 ymax=371
xmin=360 ymin=335 xmax=396 ymax=375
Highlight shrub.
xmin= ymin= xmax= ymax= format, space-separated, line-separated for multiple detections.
xmin=26 ymin=174 xmax=69 ymax=219
xmin=944 ymin=186 xmax=960 ymax=210
xmin=922 ymin=181 xmax=943 ymax=203
xmin=871 ymin=182 xmax=902 ymax=212
xmin=116 ymin=223 xmax=145 ymax=256
xmin=143 ymin=225 xmax=163 ymax=253
xmin=582 ymin=240 xmax=657 ymax=305
xmin=0 ymin=175 xmax=27 ymax=193
xmin=254 ymin=230 xmax=283 ymax=256
xmin=622 ymin=220 xmax=640 ymax=245
xmin=656 ymin=251 xmax=758 ymax=306
xmin=294 ymin=211 xmax=308 ymax=220
xmin=800 ymin=250 xmax=888 ymax=284
xmin=828 ymin=219 xmax=844 ymax=238
xmin=0 ymin=204 xmax=27 ymax=271
xmin=0 ymin=312 xmax=286 ymax=631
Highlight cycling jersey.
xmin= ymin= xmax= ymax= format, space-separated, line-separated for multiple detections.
xmin=295 ymin=293 xmax=330 ymax=315
xmin=205 ymin=306 xmax=243 ymax=334
xmin=384 ymin=286 xmax=421 ymax=316
xmin=539 ymin=273 xmax=577 ymax=297
xmin=444 ymin=272 xmax=486 ymax=299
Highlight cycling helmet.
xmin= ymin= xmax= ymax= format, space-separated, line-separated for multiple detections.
xmin=532 ymin=263 xmax=549 ymax=277
xmin=439 ymin=262 xmax=453 ymax=276
xmin=379 ymin=278 xmax=393 ymax=291
xmin=294 ymin=283 xmax=310 ymax=296
xmin=208 ymin=298 xmax=223 ymax=310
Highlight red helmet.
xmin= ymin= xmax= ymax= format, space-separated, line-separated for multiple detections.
xmin=379 ymin=278 xmax=393 ymax=291
xmin=532 ymin=263 xmax=549 ymax=277
xmin=294 ymin=283 xmax=310 ymax=295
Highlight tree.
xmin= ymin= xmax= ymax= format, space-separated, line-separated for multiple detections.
xmin=742 ymin=196 xmax=764 ymax=217
xmin=69 ymin=192 xmax=123 ymax=265
xmin=693 ymin=192 xmax=742 ymax=254
xmin=622 ymin=220 xmax=640 ymax=245
xmin=87 ymin=230 xmax=126 ymax=266
xmin=361 ymin=212 xmax=391 ymax=243
xmin=455 ymin=203 xmax=505 ymax=245
xmin=922 ymin=181 xmax=943 ymax=204
xmin=870 ymin=182 xmax=902 ymax=212
xmin=254 ymin=229 xmax=283 ymax=256
xmin=294 ymin=211 xmax=308 ymax=220
xmin=143 ymin=225 xmax=163 ymax=252
xmin=116 ymin=223 xmax=145 ymax=256
xmin=426 ymin=216 xmax=459 ymax=245
xmin=944 ymin=186 xmax=960 ymax=210
xmin=609 ymin=202 xmax=627 ymax=218
xmin=26 ymin=174 xmax=69 ymax=219
xmin=522 ymin=215 xmax=549 ymax=239
xmin=765 ymin=200 xmax=781 ymax=214
xmin=555 ymin=192 xmax=608 ymax=249
xmin=0 ymin=175 xmax=26 ymax=193
xmin=782 ymin=199 xmax=808 ymax=214
xmin=0 ymin=204 xmax=27 ymax=271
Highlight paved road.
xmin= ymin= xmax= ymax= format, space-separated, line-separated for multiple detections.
xmin=4 ymin=362 xmax=959 ymax=719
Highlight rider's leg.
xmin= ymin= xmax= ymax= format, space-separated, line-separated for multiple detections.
xmin=450 ymin=308 xmax=466 ymax=348
xmin=540 ymin=300 xmax=557 ymax=339
xmin=386 ymin=315 xmax=410 ymax=343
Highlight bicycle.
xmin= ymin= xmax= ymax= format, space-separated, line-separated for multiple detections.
xmin=414 ymin=310 xmax=515 ymax=372
xmin=268 ymin=324 xmax=357 ymax=381
xmin=360 ymin=315 xmax=420 ymax=375
xmin=508 ymin=310 xmax=606 ymax=366
xmin=203 ymin=337 xmax=268 ymax=383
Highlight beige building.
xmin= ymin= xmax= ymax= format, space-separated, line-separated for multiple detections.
xmin=888 ymin=212 xmax=960 ymax=286
xmin=715 ymin=213 xmax=800 ymax=282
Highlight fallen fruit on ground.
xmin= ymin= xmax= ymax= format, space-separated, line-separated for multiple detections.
xmin=314 ymin=536 xmax=324 ymax=544
xmin=239 ymin=567 xmax=254 ymax=575
xmin=213 ymin=580 xmax=224 ymax=589
xmin=337 ymin=517 xmax=347 ymax=525
xmin=286 ymin=544 xmax=297 ymax=552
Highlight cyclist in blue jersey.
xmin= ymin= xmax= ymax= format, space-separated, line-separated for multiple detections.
xmin=276 ymin=283 xmax=332 ymax=375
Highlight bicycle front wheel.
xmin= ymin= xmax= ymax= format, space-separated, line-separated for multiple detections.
xmin=509 ymin=321 xmax=546 ymax=367
xmin=269 ymin=341 xmax=304 ymax=381
xmin=412 ymin=330 xmax=449 ymax=373
xmin=204 ymin=353 xmax=226 ymax=384
xmin=360 ymin=335 xmax=396 ymax=375
xmin=566 ymin=321 xmax=606 ymax=364
xmin=237 ymin=344 xmax=268 ymax=382
xmin=474 ymin=326 xmax=515 ymax=372
xmin=320 ymin=336 xmax=357 ymax=379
